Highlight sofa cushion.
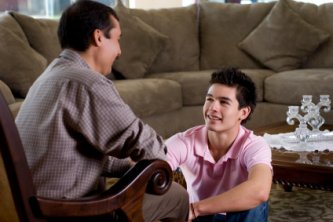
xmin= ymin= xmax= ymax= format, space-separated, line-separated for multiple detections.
xmin=264 ymin=69 xmax=333 ymax=105
xmin=10 ymin=12 xmax=61 ymax=64
xmin=114 ymin=4 xmax=168 ymax=79
xmin=146 ymin=69 xmax=273 ymax=106
xmin=238 ymin=0 xmax=330 ymax=72
xmin=0 ymin=12 xmax=47 ymax=98
xmin=114 ymin=78 xmax=182 ymax=118
xmin=129 ymin=4 xmax=199 ymax=74
xmin=199 ymin=2 xmax=274 ymax=70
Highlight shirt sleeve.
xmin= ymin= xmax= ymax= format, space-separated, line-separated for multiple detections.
xmin=165 ymin=133 xmax=188 ymax=171
xmin=64 ymin=77 xmax=167 ymax=164
xmin=102 ymin=156 xmax=134 ymax=177
xmin=242 ymin=136 xmax=272 ymax=172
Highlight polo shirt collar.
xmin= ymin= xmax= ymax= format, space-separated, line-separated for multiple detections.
xmin=194 ymin=126 xmax=250 ymax=164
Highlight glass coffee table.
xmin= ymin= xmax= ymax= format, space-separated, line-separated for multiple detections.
xmin=254 ymin=123 xmax=333 ymax=191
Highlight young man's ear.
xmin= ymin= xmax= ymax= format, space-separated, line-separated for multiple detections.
xmin=240 ymin=106 xmax=251 ymax=121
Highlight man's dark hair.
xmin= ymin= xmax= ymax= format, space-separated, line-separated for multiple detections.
xmin=58 ymin=0 xmax=119 ymax=51
xmin=209 ymin=67 xmax=257 ymax=124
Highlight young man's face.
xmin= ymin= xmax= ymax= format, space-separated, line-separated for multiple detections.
xmin=202 ymin=83 xmax=249 ymax=133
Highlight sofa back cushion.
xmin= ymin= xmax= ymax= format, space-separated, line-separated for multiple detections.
xmin=129 ymin=4 xmax=200 ymax=74
xmin=0 ymin=12 xmax=47 ymax=98
xmin=285 ymin=0 xmax=333 ymax=68
xmin=199 ymin=2 xmax=274 ymax=70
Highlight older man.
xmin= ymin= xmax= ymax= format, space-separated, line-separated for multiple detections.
xmin=16 ymin=1 xmax=188 ymax=221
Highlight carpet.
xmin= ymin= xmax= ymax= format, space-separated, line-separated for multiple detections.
xmin=269 ymin=184 xmax=333 ymax=222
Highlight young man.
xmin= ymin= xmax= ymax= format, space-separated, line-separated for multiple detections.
xmin=15 ymin=1 xmax=188 ymax=221
xmin=166 ymin=68 xmax=272 ymax=222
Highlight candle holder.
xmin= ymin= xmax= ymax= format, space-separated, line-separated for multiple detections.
xmin=300 ymin=95 xmax=331 ymax=133
xmin=286 ymin=95 xmax=331 ymax=163
xmin=287 ymin=95 xmax=331 ymax=137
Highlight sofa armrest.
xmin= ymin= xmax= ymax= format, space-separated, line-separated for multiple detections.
xmin=0 ymin=80 xmax=15 ymax=105
xmin=9 ymin=102 xmax=22 ymax=118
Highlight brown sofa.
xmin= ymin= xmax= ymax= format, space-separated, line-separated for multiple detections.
xmin=1 ymin=0 xmax=333 ymax=139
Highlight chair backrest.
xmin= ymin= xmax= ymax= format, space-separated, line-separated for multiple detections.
xmin=0 ymin=92 xmax=173 ymax=222
xmin=0 ymin=157 xmax=20 ymax=222
xmin=0 ymin=93 xmax=45 ymax=222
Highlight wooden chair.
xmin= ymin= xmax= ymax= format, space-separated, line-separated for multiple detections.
xmin=0 ymin=92 xmax=172 ymax=222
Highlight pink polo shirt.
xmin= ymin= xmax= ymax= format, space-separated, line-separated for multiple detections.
xmin=166 ymin=125 xmax=272 ymax=203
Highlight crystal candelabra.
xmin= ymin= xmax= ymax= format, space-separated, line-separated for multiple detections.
xmin=286 ymin=95 xmax=331 ymax=163
xmin=286 ymin=105 xmax=311 ymax=143
xmin=301 ymin=95 xmax=331 ymax=133
xmin=287 ymin=95 xmax=331 ymax=141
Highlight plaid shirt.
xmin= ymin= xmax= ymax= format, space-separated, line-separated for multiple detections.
xmin=16 ymin=49 xmax=167 ymax=199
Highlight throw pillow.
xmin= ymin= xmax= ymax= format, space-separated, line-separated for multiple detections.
xmin=238 ymin=0 xmax=330 ymax=72
xmin=10 ymin=11 xmax=61 ymax=64
xmin=0 ymin=13 xmax=47 ymax=98
xmin=114 ymin=4 xmax=168 ymax=79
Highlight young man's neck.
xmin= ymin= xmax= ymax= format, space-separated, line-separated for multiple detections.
xmin=207 ymin=125 xmax=240 ymax=161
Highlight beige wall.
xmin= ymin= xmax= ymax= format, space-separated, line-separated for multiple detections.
xmin=129 ymin=0 xmax=195 ymax=9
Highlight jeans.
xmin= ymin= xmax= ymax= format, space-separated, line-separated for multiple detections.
xmin=193 ymin=201 xmax=269 ymax=222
